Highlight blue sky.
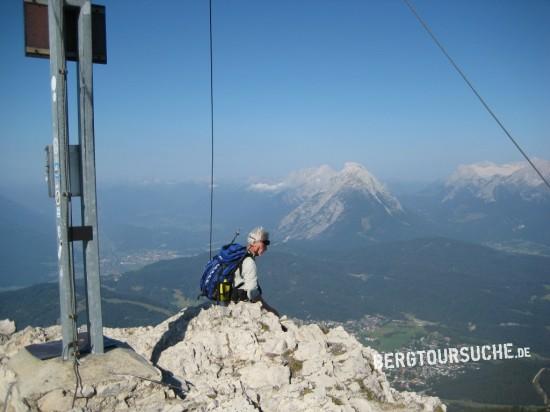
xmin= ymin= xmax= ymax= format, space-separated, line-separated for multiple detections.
xmin=1 ymin=0 xmax=549 ymax=187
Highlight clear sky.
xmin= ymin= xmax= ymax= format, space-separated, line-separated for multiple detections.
xmin=1 ymin=0 xmax=549 ymax=188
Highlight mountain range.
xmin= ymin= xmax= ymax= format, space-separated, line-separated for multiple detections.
xmin=444 ymin=159 xmax=550 ymax=203
xmin=1 ymin=159 xmax=549 ymax=287
xmin=246 ymin=159 xmax=549 ymax=249
xmin=403 ymin=159 xmax=550 ymax=249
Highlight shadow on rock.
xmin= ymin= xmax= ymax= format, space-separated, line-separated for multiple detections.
xmin=151 ymin=303 xmax=211 ymax=365
xmin=149 ymin=302 xmax=212 ymax=398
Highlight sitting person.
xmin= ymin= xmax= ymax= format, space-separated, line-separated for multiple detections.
xmin=231 ymin=227 xmax=280 ymax=317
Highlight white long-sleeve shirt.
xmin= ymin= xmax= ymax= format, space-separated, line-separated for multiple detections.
xmin=233 ymin=255 xmax=261 ymax=301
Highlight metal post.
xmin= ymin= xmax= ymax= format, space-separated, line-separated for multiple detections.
xmin=48 ymin=0 xmax=78 ymax=361
xmin=77 ymin=0 xmax=104 ymax=354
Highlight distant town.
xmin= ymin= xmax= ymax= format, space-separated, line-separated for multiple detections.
xmin=318 ymin=314 xmax=476 ymax=394
xmin=100 ymin=249 xmax=190 ymax=278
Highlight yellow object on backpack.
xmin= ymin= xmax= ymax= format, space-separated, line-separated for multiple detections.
xmin=218 ymin=280 xmax=232 ymax=302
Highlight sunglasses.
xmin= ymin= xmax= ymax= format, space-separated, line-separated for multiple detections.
xmin=261 ymin=240 xmax=270 ymax=246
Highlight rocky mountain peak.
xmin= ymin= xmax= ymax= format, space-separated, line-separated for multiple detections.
xmin=444 ymin=159 xmax=550 ymax=202
xmin=334 ymin=162 xmax=379 ymax=191
xmin=448 ymin=161 xmax=523 ymax=181
xmin=275 ymin=163 xmax=404 ymax=241
xmin=249 ymin=162 xmax=398 ymax=203
xmin=333 ymin=163 xmax=402 ymax=211
xmin=0 ymin=303 xmax=446 ymax=411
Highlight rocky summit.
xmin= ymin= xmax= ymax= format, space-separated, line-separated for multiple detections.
xmin=1 ymin=303 xmax=446 ymax=411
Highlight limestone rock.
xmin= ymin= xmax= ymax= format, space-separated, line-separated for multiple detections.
xmin=37 ymin=389 xmax=72 ymax=412
xmin=0 ymin=320 xmax=16 ymax=336
xmin=154 ymin=302 xmax=445 ymax=411
xmin=0 ymin=302 xmax=446 ymax=411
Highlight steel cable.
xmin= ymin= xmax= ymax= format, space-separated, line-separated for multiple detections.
xmin=403 ymin=0 xmax=550 ymax=191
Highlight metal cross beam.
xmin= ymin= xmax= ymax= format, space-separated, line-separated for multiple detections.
xmin=77 ymin=0 xmax=104 ymax=356
xmin=25 ymin=0 xmax=106 ymax=360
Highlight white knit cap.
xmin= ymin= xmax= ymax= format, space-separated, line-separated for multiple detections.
xmin=247 ymin=226 xmax=269 ymax=245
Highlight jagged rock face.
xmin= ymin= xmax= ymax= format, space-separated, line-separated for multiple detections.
xmin=247 ymin=163 xmax=407 ymax=242
xmin=114 ymin=303 xmax=445 ymax=411
xmin=0 ymin=304 xmax=446 ymax=411
xmin=277 ymin=163 xmax=405 ymax=242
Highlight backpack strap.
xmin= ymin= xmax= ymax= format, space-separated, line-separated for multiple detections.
xmin=233 ymin=252 xmax=253 ymax=289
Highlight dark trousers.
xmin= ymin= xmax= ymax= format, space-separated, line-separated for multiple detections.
xmin=230 ymin=288 xmax=280 ymax=317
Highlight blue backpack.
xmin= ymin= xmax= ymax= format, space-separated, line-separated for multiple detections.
xmin=199 ymin=243 xmax=249 ymax=301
